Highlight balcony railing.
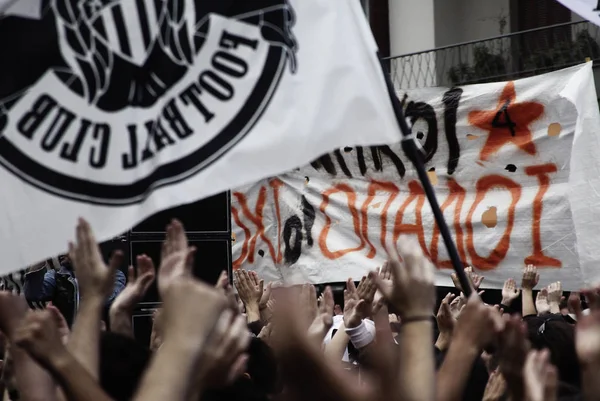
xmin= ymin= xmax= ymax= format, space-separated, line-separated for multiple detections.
xmin=386 ymin=21 xmax=600 ymax=90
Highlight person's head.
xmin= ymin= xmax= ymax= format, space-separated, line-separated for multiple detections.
xmin=99 ymin=332 xmax=151 ymax=401
xmin=525 ymin=315 xmax=580 ymax=389
xmin=58 ymin=254 xmax=72 ymax=270
xmin=333 ymin=304 xmax=343 ymax=315
xmin=246 ymin=337 xmax=280 ymax=395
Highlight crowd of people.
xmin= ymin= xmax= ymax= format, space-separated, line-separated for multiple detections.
xmin=0 ymin=217 xmax=596 ymax=401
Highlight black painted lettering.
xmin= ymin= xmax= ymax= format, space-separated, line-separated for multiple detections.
xmin=334 ymin=149 xmax=352 ymax=178
xmin=356 ymin=146 xmax=367 ymax=175
xmin=404 ymin=101 xmax=438 ymax=163
xmin=122 ymin=125 xmax=138 ymax=169
xmin=310 ymin=154 xmax=337 ymax=175
xmin=41 ymin=106 xmax=76 ymax=151
xmin=377 ymin=145 xmax=406 ymax=178
xmin=283 ymin=215 xmax=303 ymax=264
xmin=301 ymin=196 xmax=316 ymax=247
xmin=212 ymin=51 xmax=247 ymax=78
xmin=179 ymin=83 xmax=215 ymax=123
xmin=18 ymin=94 xmax=57 ymax=139
xmin=89 ymin=124 xmax=110 ymax=169
xmin=492 ymin=100 xmax=516 ymax=136
xmin=145 ymin=120 xmax=175 ymax=153
xmin=199 ymin=71 xmax=233 ymax=101
xmin=442 ymin=88 xmax=462 ymax=175
xmin=162 ymin=99 xmax=193 ymax=139
xmin=219 ymin=30 xmax=258 ymax=51
xmin=60 ymin=118 xmax=92 ymax=162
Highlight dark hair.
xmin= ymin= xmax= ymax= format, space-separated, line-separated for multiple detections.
xmin=524 ymin=315 xmax=580 ymax=389
xmin=99 ymin=332 xmax=151 ymax=401
xmin=202 ymin=377 xmax=270 ymax=401
xmin=201 ymin=338 xmax=279 ymax=401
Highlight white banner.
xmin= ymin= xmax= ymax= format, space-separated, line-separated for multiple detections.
xmin=0 ymin=0 xmax=400 ymax=271
xmin=232 ymin=63 xmax=600 ymax=291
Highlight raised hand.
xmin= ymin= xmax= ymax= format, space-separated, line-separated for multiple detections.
xmin=567 ymin=291 xmax=582 ymax=315
xmin=133 ymin=277 xmax=230 ymax=401
xmin=372 ymin=262 xmax=391 ymax=307
xmin=70 ymin=218 xmax=122 ymax=299
xmin=0 ymin=292 xmax=29 ymax=340
xmin=248 ymin=271 xmax=272 ymax=311
xmin=160 ymin=278 xmax=228 ymax=350
xmin=194 ymin=311 xmax=251 ymax=389
xmin=523 ymin=350 xmax=558 ymax=401
xmin=435 ymin=293 xmax=456 ymax=351
xmin=547 ymin=282 xmax=562 ymax=313
xmin=300 ymin=284 xmax=318 ymax=328
xmin=453 ymin=293 xmax=504 ymax=351
xmin=307 ymin=286 xmax=334 ymax=345
xmin=572 ymin=288 xmax=600 ymax=366
xmin=451 ymin=266 xmax=484 ymax=292
xmin=535 ymin=288 xmax=551 ymax=315
xmin=112 ymin=255 xmax=156 ymax=312
xmin=483 ymin=371 xmax=507 ymax=401
xmin=343 ymin=279 xmax=370 ymax=329
xmin=449 ymin=295 xmax=465 ymax=320
xmin=584 ymin=286 xmax=600 ymax=311
xmin=436 ymin=293 xmax=456 ymax=334
xmin=501 ymin=278 xmax=520 ymax=305
xmin=521 ymin=265 xmax=539 ymax=290
xmin=371 ymin=237 xmax=435 ymax=319
xmin=234 ymin=269 xmax=263 ymax=309
xmin=158 ymin=220 xmax=196 ymax=298
xmin=356 ymin=275 xmax=377 ymax=314
xmin=14 ymin=309 xmax=69 ymax=371
xmin=47 ymin=305 xmax=70 ymax=345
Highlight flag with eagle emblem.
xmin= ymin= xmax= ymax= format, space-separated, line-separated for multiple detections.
xmin=0 ymin=0 xmax=399 ymax=272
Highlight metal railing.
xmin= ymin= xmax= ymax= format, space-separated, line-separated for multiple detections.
xmin=386 ymin=21 xmax=600 ymax=90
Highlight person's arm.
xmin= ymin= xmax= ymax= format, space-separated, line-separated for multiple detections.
xmin=547 ymin=282 xmax=562 ymax=315
xmin=13 ymin=308 xmax=111 ymax=401
xmin=572 ymin=289 xmax=600 ymax=401
xmin=437 ymin=294 xmax=503 ymax=401
xmin=23 ymin=268 xmax=55 ymax=303
xmin=109 ymin=258 xmax=156 ymax=338
xmin=324 ymin=325 xmax=349 ymax=365
xmin=0 ymin=293 xmax=57 ymax=401
xmin=234 ymin=270 xmax=262 ymax=324
xmin=47 ymin=352 xmax=114 ymax=401
xmin=521 ymin=265 xmax=539 ymax=317
xmin=371 ymin=238 xmax=437 ymax=401
xmin=501 ymin=278 xmax=520 ymax=314
xmin=68 ymin=219 xmax=123 ymax=379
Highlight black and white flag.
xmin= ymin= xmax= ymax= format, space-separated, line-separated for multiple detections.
xmin=556 ymin=0 xmax=600 ymax=26
xmin=0 ymin=0 xmax=399 ymax=271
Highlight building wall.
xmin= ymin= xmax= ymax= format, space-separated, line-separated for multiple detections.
xmin=434 ymin=0 xmax=511 ymax=48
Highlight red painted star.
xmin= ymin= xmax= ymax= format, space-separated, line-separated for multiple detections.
xmin=468 ymin=82 xmax=544 ymax=161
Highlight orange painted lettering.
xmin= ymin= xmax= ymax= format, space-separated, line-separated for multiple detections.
xmin=393 ymin=181 xmax=429 ymax=256
xmin=269 ymin=179 xmax=285 ymax=264
xmin=466 ymin=175 xmax=522 ymax=270
xmin=231 ymin=205 xmax=251 ymax=269
xmin=524 ymin=164 xmax=562 ymax=268
xmin=319 ymin=184 xmax=365 ymax=259
xmin=360 ymin=180 xmax=400 ymax=259
xmin=430 ymin=179 xmax=467 ymax=269
xmin=234 ymin=188 xmax=277 ymax=264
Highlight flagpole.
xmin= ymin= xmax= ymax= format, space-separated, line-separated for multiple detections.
xmin=378 ymin=56 xmax=472 ymax=297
